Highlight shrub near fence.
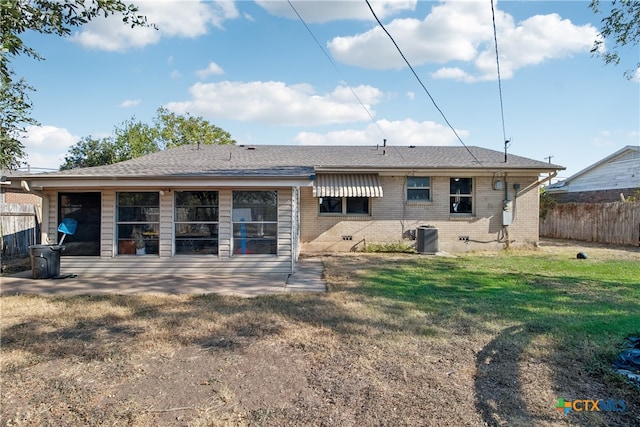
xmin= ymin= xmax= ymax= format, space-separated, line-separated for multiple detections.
xmin=1 ymin=203 xmax=38 ymax=258
xmin=540 ymin=201 xmax=640 ymax=246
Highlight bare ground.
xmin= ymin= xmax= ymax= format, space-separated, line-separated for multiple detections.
xmin=1 ymin=239 xmax=639 ymax=426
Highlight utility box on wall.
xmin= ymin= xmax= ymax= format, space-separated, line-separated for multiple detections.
xmin=502 ymin=200 xmax=513 ymax=226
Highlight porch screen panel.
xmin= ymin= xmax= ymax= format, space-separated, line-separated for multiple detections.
xmin=232 ymin=191 xmax=277 ymax=255
xmin=116 ymin=192 xmax=159 ymax=255
xmin=174 ymin=191 xmax=219 ymax=255
xmin=58 ymin=192 xmax=101 ymax=256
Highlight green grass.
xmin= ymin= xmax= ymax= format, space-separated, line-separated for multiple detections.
xmin=360 ymin=254 xmax=640 ymax=362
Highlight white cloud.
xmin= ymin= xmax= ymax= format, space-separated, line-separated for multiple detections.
xmin=431 ymin=67 xmax=476 ymax=83
xmin=592 ymin=129 xmax=640 ymax=148
xmin=196 ymin=62 xmax=225 ymax=79
xmin=295 ymin=119 xmax=467 ymax=146
xmin=71 ymin=1 xmax=239 ymax=51
xmin=21 ymin=126 xmax=80 ymax=170
xmin=165 ymin=81 xmax=383 ymax=126
xmin=119 ymin=99 xmax=141 ymax=108
xmin=256 ymin=0 xmax=416 ymax=23
xmin=328 ymin=0 xmax=598 ymax=80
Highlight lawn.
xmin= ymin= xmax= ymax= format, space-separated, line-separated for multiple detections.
xmin=1 ymin=244 xmax=639 ymax=426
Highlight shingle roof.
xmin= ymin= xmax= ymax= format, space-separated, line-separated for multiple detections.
xmin=18 ymin=144 xmax=564 ymax=179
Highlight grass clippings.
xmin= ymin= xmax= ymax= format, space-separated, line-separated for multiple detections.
xmin=1 ymin=240 xmax=639 ymax=426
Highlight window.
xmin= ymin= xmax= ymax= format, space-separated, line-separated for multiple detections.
xmin=450 ymin=178 xmax=473 ymax=214
xmin=407 ymin=177 xmax=431 ymax=202
xmin=175 ymin=191 xmax=219 ymax=255
xmin=116 ymin=192 xmax=159 ymax=255
xmin=58 ymin=192 xmax=101 ymax=256
xmin=319 ymin=197 xmax=370 ymax=215
xmin=232 ymin=191 xmax=277 ymax=255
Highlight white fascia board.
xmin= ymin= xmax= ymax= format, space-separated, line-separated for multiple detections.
xmin=23 ymin=177 xmax=314 ymax=189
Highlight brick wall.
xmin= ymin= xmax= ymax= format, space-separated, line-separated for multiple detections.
xmin=2 ymin=190 xmax=42 ymax=206
xmin=300 ymin=174 xmax=541 ymax=253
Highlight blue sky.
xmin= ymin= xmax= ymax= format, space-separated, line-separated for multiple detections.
xmin=16 ymin=0 xmax=640 ymax=179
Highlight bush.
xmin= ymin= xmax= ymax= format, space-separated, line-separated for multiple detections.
xmin=363 ymin=242 xmax=416 ymax=253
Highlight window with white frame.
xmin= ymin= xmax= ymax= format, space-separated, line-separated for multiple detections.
xmin=450 ymin=178 xmax=473 ymax=214
xmin=174 ymin=191 xmax=219 ymax=255
xmin=232 ymin=191 xmax=277 ymax=255
xmin=319 ymin=197 xmax=370 ymax=215
xmin=407 ymin=177 xmax=431 ymax=202
xmin=116 ymin=192 xmax=159 ymax=255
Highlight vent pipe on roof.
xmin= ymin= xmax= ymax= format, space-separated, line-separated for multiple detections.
xmin=383 ymin=139 xmax=387 ymax=147
xmin=504 ymin=139 xmax=511 ymax=162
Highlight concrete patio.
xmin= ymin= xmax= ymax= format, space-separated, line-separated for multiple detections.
xmin=0 ymin=257 xmax=326 ymax=298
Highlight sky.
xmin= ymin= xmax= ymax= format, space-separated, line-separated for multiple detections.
xmin=15 ymin=0 xmax=640 ymax=180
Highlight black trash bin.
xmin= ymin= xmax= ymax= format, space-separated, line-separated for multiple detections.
xmin=416 ymin=225 xmax=438 ymax=254
xmin=29 ymin=245 xmax=64 ymax=279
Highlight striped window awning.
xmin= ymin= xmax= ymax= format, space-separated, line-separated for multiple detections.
xmin=313 ymin=174 xmax=383 ymax=198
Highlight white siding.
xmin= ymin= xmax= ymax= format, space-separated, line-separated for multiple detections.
xmin=101 ymin=191 xmax=114 ymax=257
xmin=557 ymin=151 xmax=640 ymax=193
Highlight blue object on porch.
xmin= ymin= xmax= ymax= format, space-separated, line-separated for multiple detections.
xmin=240 ymin=219 xmax=247 ymax=254
xmin=58 ymin=218 xmax=78 ymax=245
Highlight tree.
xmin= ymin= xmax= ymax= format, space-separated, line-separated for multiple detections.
xmin=113 ymin=118 xmax=158 ymax=162
xmin=1 ymin=0 xmax=151 ymax=170
xmin=154 ymin=107 xmax=235 ymax=150
xmin=60 ymin=108 xmax=236 ymax=170
xmin=0 ymin=73 xmax=35 ymax=169
xmin=590 ymin=0 xmax=640 ymax=79
xmin=60 ymin=136 xmax=116 ymax=170
xmin=539 ymin=186 xmax=557 ymax=220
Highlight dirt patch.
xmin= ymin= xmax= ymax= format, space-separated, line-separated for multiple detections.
xmin=2 ymin=241 xmax=639 ymax=426
xmin=0 ymin=255 xmax=30 ymax=275
xmin=536 ymin=238 xmax=640 ymax=260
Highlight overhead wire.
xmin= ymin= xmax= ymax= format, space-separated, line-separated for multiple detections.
xmin=364 ymin=0 xmax=482 ymax=165
xmin=287 ymin=0 xmax=387 ymax=140
xmin=491 ymin=0 xmax=509 ymax=148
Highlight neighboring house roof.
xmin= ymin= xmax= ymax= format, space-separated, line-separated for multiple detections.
xmin=10 ymin=145 xmax=563 ymax=184
xmin=547 ymin=145 xmax=640 ymax=194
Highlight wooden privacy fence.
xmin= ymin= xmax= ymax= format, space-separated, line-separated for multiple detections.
xmin=540 ymin=201 xmax=640 ymax=246
xmin=1 ymin=203 xmax=39 ymax=257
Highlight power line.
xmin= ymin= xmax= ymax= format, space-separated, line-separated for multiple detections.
xmin=364 ymin=0 xmax=482 ymax=165
xmin=287 ymin=0 xmax=387 ymax=139
xmin=491 ymin=0 xmax=509 ymax=149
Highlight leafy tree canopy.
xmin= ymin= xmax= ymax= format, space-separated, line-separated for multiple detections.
xmin=590 ymin=0 xmax=640 ymax=79
xmin=60 ymin=107 xmax=236 ymax=170
xmin=0 ymin=73 xmax=34 ymax=169
xmin=1 ymin=0 xmax=151 ymax=170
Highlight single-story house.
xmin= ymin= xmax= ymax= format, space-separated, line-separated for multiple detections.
xmin=7 ymin=144 xmax=563 ymax=275
xmin=546 ymin=145 xmax=640 ymax=203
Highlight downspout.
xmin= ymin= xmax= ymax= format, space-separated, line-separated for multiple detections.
xmin=503 ymin=174 xmax=509 ymax=249
xmin=518 ymin=171 xmax=558 ymax=194
xmin=20 ymin=180 xmax=47 ymax=244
